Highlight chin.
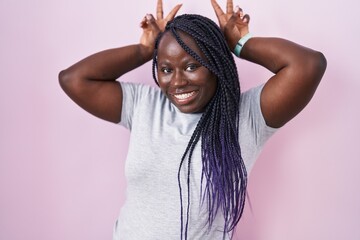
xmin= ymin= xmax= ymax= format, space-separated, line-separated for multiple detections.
xmin=176 ymin=105 xmax=205 ymax=114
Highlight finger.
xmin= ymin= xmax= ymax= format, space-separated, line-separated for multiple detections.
xmin=233 ymin=7 xmax=240 ymax=21
xmin=140 ymin=16 xmax=147 ymax=28
xmin=226 ymin=0 xmax=234 ymax=14
xmin=156 ymin=0 xmax=164 ymax=19
xmin=145 ymin=14 xmax=161 ymax=31
xmin=235 ymin=6 xmax=244 ymax=18
xmin=243 ymin=14 xmax=250 ymax=23
xmin=227 ymin=11 xmax=238 ymax=29
xmin=164 ymin=4 xmax=182 ymax=21
xmin=224 ymin=12 xmax=241 ymax=48
xmin=211 ymin=0 xmax=225 ymax=19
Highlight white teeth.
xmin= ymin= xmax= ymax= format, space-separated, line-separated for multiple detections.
xmin=173 ymin=91 xmax=195 ymax=100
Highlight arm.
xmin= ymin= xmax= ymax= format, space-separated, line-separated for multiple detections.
xmin=59 ymin=44 xmax=150 ymax=123
xmin=59 ymin=0 xmax=181 ymax=123
xmin=241 ymin=38 xmax=326 ymax=128
xmin=211 ymin=0 xmax=327 ymax=128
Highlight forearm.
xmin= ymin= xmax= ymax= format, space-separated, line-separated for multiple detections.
xmin=239 ymin=37 xmax=325 ymax=75
xmin=60 ymin=43 xmax=152 ymax=82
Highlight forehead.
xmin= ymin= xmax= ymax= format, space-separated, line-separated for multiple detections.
xmin=157 ymin=31 xmax=205 ymax=60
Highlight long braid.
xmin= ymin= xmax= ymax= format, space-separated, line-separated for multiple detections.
xmin=152 ymin=14 xmax=247 ymax=239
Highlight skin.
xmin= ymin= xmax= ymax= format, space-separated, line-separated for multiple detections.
xmin=157 ymin=31 xmax=217 ymax=113
xmin=211 ymin=0 xmax=327 ymax=128
xmin=59 ymin=0 xmax=327 ymax=129
xmin=59 ymin=0 xmax=182 ymax=123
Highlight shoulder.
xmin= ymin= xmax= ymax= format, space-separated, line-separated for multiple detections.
xmin=239 ymin=83 xmax=277 ymax=144
xmin=120 ymin=82 xmax=167 ymax=104
xmin=119 ymin=82 xmax=168 ymax=128
xmin=120 ymin=82 xmax=160 ymax=96
xmin=238 ymin=84 xmax=278 ymax=173
xmin=239 ymin=84 xmax=264 ymax=115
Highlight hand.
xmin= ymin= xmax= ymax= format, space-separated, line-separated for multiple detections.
xmin=139 ymin=0 xmax=182 ymax=58
xmin=211 ymin=0 xmax=250 ymax=50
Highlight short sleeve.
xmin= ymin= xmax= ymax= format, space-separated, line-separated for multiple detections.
xmin=119 ymin=82 xmax=154 ymax=130
xmin=239 ymin=84 xmax=278 ymax=173
xmin=119 ymin=82 xmax=136 ymax=129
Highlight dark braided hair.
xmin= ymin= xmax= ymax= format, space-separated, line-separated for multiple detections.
xmin=152 ymin=14 xmax=247 ymax=240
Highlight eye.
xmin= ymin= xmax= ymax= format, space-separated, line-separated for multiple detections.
xmin=185 ymin=64 xmax=199 ymax=72
xmin=160 ymin=67 xmax=172 ymax=74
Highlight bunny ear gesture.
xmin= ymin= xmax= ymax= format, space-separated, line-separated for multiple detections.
xmin=211 ymin=0 xmax=250 ymax=50
xmin=155 ymin=0 xmax=182 ymax=31
xmin=140 ymin=0 xmax=182 ymax=34
xmin=139 ymin=0 xmax=182 ymax=59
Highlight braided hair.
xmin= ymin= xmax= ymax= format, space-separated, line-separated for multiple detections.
xmin=152 ymin=14 xmax=247 ymax=239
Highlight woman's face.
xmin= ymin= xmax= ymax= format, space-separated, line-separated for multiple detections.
xmin=157 ymin=31 xmax=217 ymax=113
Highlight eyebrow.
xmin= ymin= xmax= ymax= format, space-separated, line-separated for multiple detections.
xmin=157 ymin=56 xmax=200 ymax=66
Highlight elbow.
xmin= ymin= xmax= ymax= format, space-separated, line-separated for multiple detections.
xmin=58 ymin=69 xmax=71 ymax=91
xmin=58 ymin=68 xmax=81 ymax=94
xmin=315 ymin=51 xmax=327 ymax=76
xmin=306 ymin=51 xmax=327 ymax=85
xmin=314 ymin=51 xmax=327 ymax=77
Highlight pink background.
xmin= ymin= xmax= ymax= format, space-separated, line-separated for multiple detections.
xmin=1 ymin=0 xmax=359 ymax=239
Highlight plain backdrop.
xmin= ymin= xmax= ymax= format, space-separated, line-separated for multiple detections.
xmin=1 ymin=0 xmax=359 ymax=239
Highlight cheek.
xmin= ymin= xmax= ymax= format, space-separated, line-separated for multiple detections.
xmin=157 ymin=72 xmax=171 ymax=86
xmin=157 ymin=78 xmax=168 ymax=94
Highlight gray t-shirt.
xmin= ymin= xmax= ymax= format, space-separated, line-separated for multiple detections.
xmin=113 ymin=82 xmax=276 ymax=240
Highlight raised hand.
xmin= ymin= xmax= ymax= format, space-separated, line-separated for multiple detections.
xmin=154 ymin=0 xmax=182 ymax=31
xmin=211 ymin=0 xmax=250 ymax=50
xmin=139 ymin=0 xmax=182 ymax=58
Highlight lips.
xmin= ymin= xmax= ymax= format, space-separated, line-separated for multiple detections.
xmin=170 ymin=90 xmax=198 ymax=105
xmin=173 ymin=91 xmax=195 ymax=100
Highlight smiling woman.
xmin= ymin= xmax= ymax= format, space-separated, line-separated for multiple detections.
xmin=156 ymin=31 xmax=217 ymax=113
xmin=58 ymin=0 xmax=326 ymax=239
xmin=151 ymin=14 xmax=245 ymax=239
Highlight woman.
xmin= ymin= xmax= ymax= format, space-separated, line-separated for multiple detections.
xmin=59 ymin=0 xmax=326 ymax=239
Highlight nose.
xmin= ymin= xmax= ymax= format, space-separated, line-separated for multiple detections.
xmin=171 ymin=70 xmax=188 ymax=87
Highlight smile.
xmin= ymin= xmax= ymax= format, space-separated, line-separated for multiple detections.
xmin=173 ymin=91 xmax=196 ymax=100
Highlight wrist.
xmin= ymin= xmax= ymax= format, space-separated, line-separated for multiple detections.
xmin=138 ymin=44 xmax=154 ymax=63
xmin=233 ymin=33 xmax=252 ymax=58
